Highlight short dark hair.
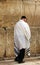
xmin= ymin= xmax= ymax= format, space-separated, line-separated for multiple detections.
xmin=21 ymin=16 xmax=26 ymax=19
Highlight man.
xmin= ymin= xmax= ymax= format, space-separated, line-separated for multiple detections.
xmin=14 ymin=16 xmax=31 ymax=63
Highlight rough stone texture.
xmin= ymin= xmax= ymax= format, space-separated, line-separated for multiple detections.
xmin=6 ymin=28 xmax=14 ymax=57
xmin=30 ymin=28 xmax=38 ymax=55
xmin=0 ymin=28 xmax=5 ymax=57
xmin=0 ymin=0 xmax=40 ymax=57
xmin=23 ymin=0 xmax=40 ymax=27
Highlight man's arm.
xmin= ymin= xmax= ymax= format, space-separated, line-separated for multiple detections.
xmin=24 ymin=23 xmax=31 ymax=41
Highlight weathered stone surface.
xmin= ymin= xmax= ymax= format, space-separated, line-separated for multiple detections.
xmin=23 ymin=1 xmax=40 ymax=27
xmin=6 ymin=28 xmax=14 ymax=57
xmin=30 ymin=27 xmax=40 ymax=55
xmin=36 ymin=28 xmax=40 ymax=54
xmin=0 ymin=28 xmax=5 ymax=57
xmin=30 ymin=28 xmax=37 ymax=55
xmin=0 ymin=0 xmax=40 ymax=27
xmin=0 ymin=0 xmax=24 ymax=27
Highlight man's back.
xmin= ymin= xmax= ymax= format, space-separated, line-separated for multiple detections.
xmin=14 ymin=20 xmax=31 ymax=50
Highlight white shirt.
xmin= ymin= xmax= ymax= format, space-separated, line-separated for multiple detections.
xmin=14 ymin=20 xmax=31 ymax=56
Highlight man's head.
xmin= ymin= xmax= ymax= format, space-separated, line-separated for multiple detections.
xmin=21 ymin=16 xmax=27 ymax=22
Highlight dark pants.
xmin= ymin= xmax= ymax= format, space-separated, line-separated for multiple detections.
xmin=15 ymin=49 xmax=25 ymax=63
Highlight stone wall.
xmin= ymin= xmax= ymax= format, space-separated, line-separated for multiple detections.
xmin=0 ymin=0 xmax=40 ymax=57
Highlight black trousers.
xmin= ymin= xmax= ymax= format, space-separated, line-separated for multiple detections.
xmin=15 ymin=49 xmax=25 ymax=63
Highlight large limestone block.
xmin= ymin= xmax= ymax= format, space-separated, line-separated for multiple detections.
xmin=30 ymin=28 xmax=38 ymax=55
xmin=23 ymin=1 xmax=40 ymax=27
xmin=0 ymin=0 xmax=23 ymax=27
xmin=36 ymin=28 xmax=40 ymax=54
xmin=3 ymin=14 xmax=19 ymax=27
xmin=6 ymin=28 xmax=14 ymax=57
xmin=0 ymin=28 xmax=5 ymax=57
